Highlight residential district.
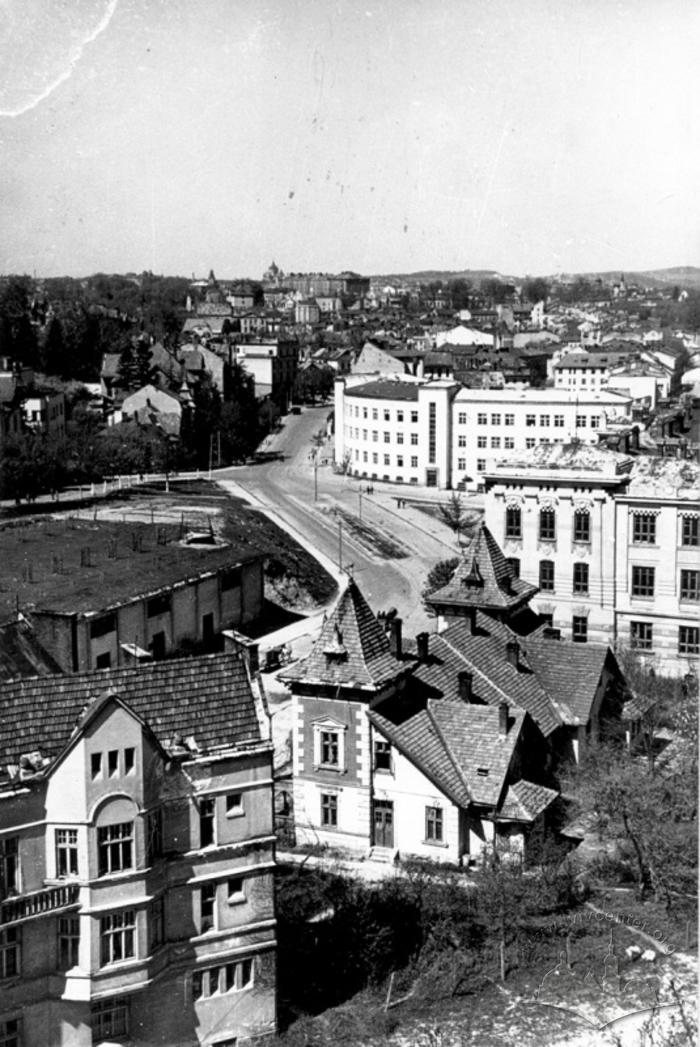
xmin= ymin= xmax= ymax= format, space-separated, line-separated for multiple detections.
xmin=0 ymin=267 xmax=697 ymax=1045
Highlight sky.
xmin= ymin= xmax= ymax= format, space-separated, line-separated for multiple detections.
xmin=0 ymin=0 xmax=698 ymax=279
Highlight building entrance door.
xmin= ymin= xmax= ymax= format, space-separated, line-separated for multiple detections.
xmin=426 ymin=469 xmax=438 ymax=487
xmin=373 ymin=800 xmax=394 ymax=848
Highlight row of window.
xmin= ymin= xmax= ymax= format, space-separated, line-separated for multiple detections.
xmin=1 ymin=794 xmax=244 ymax=895
xmin=319 ymin=794 xmax=445 ymax=843
xmin=630 ymin=567 xmax=700 ymax=601
xmin=505 ymin=508 xmax=700 ymax=550
xmin=354 ymin=450 xmax=419 ymax=469
xmin=90 ymin=747 xmax=135 ymax=781
xmin=347 ymin=427 xmax=420 ymax=445
xmin=537 ymin=561 xmax=591 ymax=594
xmin=350 ymin=405 xmax=419 ymax=424
xmin=631 ymin=513 xmax=699 ymax=547
xmin=627 ymin=623 xmax=699 ymax=655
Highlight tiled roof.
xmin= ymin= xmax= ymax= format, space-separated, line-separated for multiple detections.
xmin=522 ymin=640 xmax=611 ymax=724
xmin=0 ymin=616 xmax=62 ymax=682
xmin=418 ymin=617 xmax=563 ymax=737
xmin=0 ymin=653 xmax=262 ymax=775
xmin=500 ymin=780 xmax=558 ymax=822
xmin=281 ymin=580 xmax=404 ymax=690
xmin=427 ymin=524 xmax=538 ymax=614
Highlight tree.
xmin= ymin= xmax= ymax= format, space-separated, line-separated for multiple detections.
xmin=422 ymin=558 xmax=460 ymax=611
xmin=116 ymin=342 xmax=139 ymax=391
xmin=523 ymin=278 xmax=550 ymax=304
xmin=438 ymin=492 xmax=480 ymax=543
xmin=480 ymin=278 xmax=509 ymax=305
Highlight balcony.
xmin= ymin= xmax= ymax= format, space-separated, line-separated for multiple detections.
xmin=1 ymin=883 xmax=79 ymax=927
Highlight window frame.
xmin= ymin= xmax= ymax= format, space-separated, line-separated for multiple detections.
xmin=198 ymin=797 xmax=216 ymax=849
xmin=572 ymin=616 xmax=588 ymax=644
xmin=99 ymin=910 xmax=136 ymax=967
xmin=55 ymin=828 xmax=79 ymax=878
xmin=632 ymin=512 xmax=656 ymax=545
xmin=0 ymin=926 xmax=20 ymax=979
xmin=573 ymin=509 xmax=591 ymax=544
xmin=505 ymin=506 xmax=522 ymax=540
xmin=678 ymin=625 xmax=700 ymax=656
xmin=630 ymin=621 xmax=653 ymax=651
xmin=538 ymin=508 xmax=556 ymax=542
xmin=539 ymin=560 xmax=555 ymax=592
xmin=425 ymin=806 xmax=444 ymax=843
xmin=57 ymin=915 xmax=80 ymax=971
xmin=97 ymin=822 xmax=133 ymax=877
xmin=631 ymin=565 xmax=655 ymax=599
xmin=320 ymin=793 xmax=338 ymax=827
xmin=573 ymin=562 xmax=589 ymax=595
xmin=373 ymin=740 xmax=392 ymax=773
xmin=681 ymin=515 xmax=699 ymax=547
xmin=91 ymin=997 xmax=129 ymax=1043
xmin=680 ymin=569 xmax=700 ymax=602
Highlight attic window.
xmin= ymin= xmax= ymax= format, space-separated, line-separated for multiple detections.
xmin=323 ymin=625 xmax=348 ymax=663
xmin=476 ymin=767 xmax=489 ymax=777
xmin=462 ymin=561 xmax=483 ymax=588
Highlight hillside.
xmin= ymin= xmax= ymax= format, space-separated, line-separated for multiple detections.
xmin=371 ymin=266 xmax=700 ymax=289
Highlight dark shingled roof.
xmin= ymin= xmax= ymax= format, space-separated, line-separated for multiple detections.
xmin=500 ymin=780 xmax=558 ymax=822
xmin=281 ymin=580 xmax=403 ymax=690
xmin=427 ymin=524 xmax=538 ymax=615
xmin=345 ymin=380 xmax=420 ymax=402
xmin=0 ymin=653 xmax=262 ymax=775
xmin=0 ymin=616 xmax=62 ymax=682
xmin=522 ymin=640 xmax=612 ymax=725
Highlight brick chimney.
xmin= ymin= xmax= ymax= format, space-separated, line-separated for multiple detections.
xmin=416 ymin=632 xmax=429 ymax=661
xmin=466 ymin=608 xmax=476 ymax=634
xmin=498 ymin=701 xmax=509 ymax=738
xmin=505 ymin=640 xmax=519 ymax=668
xmin=458 ymin=670 xmax=473 ymax=702
xmin=389 ymin=617 xmax=402 ymax=659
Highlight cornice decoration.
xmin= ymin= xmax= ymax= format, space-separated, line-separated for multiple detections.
xmin=505 ymin=495 xmax=524 ymax=509
xmin=537 ymin=496 xmax=559 ymax=510
xmin=572 ymin=498 xmax=595 ymax=513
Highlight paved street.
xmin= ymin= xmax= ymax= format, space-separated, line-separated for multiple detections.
xmin=215 ymin=404 xmax=481 ymax=637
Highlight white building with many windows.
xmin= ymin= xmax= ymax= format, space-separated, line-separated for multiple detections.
xmin=484 ymin=444 xmax=700 ymax=676
xmin=334 ymin=375 xmax=631 ymax=490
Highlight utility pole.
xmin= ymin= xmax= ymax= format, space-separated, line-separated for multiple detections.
xmin=313 ymin=452 xmax=318 ymax=502
xmin=338 ymin=520 xmax=343 ymax=570
xmin=358 ymin=490 xmax=362 ymax=520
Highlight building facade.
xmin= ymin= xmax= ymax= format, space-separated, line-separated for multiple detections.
xmin=0 ymin=653 xmax=276 ymax=1047
xmin=484 ymin=444 xmax=700 ymax=676
xmin=334 ymin=375 xmax=632 ymax=490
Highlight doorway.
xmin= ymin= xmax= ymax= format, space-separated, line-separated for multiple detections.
xmin=373 ymin=800 xmax=394 ymax=848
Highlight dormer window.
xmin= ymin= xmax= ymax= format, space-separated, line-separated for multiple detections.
xmin=323 ymin=625 xmax=348 ymax=665
xmin=476 ymin=767 xmax=489 ymax=777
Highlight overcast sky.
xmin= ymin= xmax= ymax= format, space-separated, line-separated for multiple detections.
xmin=0 ymin=0 xmax=698 ymax=279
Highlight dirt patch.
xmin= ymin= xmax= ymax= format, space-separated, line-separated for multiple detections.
xmin=321 ymin=506 xmax=409 ymax=560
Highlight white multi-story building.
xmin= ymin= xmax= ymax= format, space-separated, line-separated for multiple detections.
xmin=484 ymin=444 xmax=700 ymax=676
xmin=334 ymin=376 xmax=631 ymax=490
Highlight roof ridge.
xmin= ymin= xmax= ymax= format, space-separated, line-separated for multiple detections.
xmin=438 ymin=633 xmax=513 ymax=705
xmin=426 ymin=699 xmax=472 ymax=804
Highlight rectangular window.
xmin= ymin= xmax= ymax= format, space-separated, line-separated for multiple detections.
xmin=630 ymin=621 xmax=653 ymax=651
xmin=320 ymin=731 xmax=339 ymax=767
xmin=679 ymin=625 xmax=700 ymax=655
xmin=397 ymin=411 xmax=404 ymax=423
xmin=411 ymin=411 xmax=419 ymax=423
xmin=397 ymin=456 xmax=404 ymax=468
xmin=0 ymin=838 xmax=18 ymax=899
xmin=539 ymin=560 xmax=555 ymax=592
xmin=681 ymin=516 xmax=699 ymax=547
xmin=525 ymin=437 xmax=536 ymax=448
xmin=372 ymin=409 xmax=378 ymax=420
xmin=194 ymin=959 xmax=254 ymax=1000
xmin=320 ymin=793 xmax=337 ymax=827
xmin=374 ymin=740 xmax=392 ymax=772
xmin=505 ymin=507 xmax=522 ymax=539
xmin=590 ymin=416 xmax=600 ymax=429
xmin=90 ymin=753 xmax=102 ymax=780
xmin=221 ymin=566 xmax=242 ymax=591
xmin=457 ymin=458 xmax=466 ymax=470
xmin=506 ymin=557 xmax=520 ymax=578
xmin=428 ymin=403 xmax=437 ymax=463
xmin=97 ymin=823 xmax=133 ymax=876
xmin=383 ymin=432 xmax=390 ymax=444
xmin=457 ymin=412 xmax=466 ymax=424
xmin=477 ymin=413 xmax=487 ymax=425
xmin=554 ymin=414 xmax=564 ymax=427
xmin=504 ymin=437 xmax=515 ymax=449
xmin=199 ymin=798 xmax=216 ymax=848
xmin=477 ymin=459 xmax=486 ymax=472
xmin=200 ymin=883 xmax=216 ymax=933
xmin=573 ymin=562 xmax=589 ymax=595
xmin=576 ymin=414 xmax=587 ymax=428
xmin=372 ymin=430 xmax=378 ymax=442
xmin=680 ymin=570 xmax=700 ymax=601
xmin=226 ymin=792 xmax=243 ymax=817
xmin=383 ymin=410 xmax=390 ymax=421
xmin=383 ymin=454 xmax=390 ymax=466
xmin=149 ymin=896 xmax=164 ymax=951
xmin=0 ymin=1019 xmax=21 ymax=1047
xmin=146 ymin=593 xmax=171 ymax=617
xmin=0 ymin=927 xmax=20 ymax=979
xmin=632 ymin=513 xmax=656 ymax=544
xmin=491 ymin=437 xmax=501 ymax=449
xmin=372 ymin=453 xmax=378 ymax=464
xmin=411 ymin=456 xmax=418 ymax=468
xmin=539 ymin=509 xmax=556 ymax=542
xmin=526 ymin=414 xmax=536 ymax=427
xmin=397 ymin=433 xmax=404 ymax=445
xmin=572 ymin=616 xmax=588 ymax=643
xmin=425 ymin=806 xmax=443 ymax=842
xmin=573 ymin=509 xmax=591 ymax=543
xmin=95 ymin=652 xmax=111 ymax=669
xmin=108 ymin=750 xmax=119 ymax=777
xmin=100 ymin=910 xmax=135 ymax=966
xmin=228 ymin=877 xmax=245 ymax=904
xmin=457 ymin=434 xmax=466 ymax=448
xmin=89 ymin=613 xmax=116 ymax=639
xmin=56 ymin=829 xmax=78 ymax=878
xmin=504 ymin=413 xmax=514 ymax=426
xmin=410 ymin=432 xmax=418 ymax=445
xmin=631 ymin=565 xmax=655 ymax=598
xmin=477 ymin=435 xmax=487 ymax=448
xmin=540 ymin=415 xmax=550 ymax=426
xmin=491 ymin=413 xmax=501 ymax=425
xmin=92 ymin=998 xmax=129 ymax=1042
xmin=124 ymin=747 xmax=135 ymax=775
xmin=57 ymin=915 xmax=80 ymax=970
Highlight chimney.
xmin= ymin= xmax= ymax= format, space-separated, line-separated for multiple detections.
xmin=498 ymin=701 xmax=509 ymax=738
xmin=505 ymin=640 xmax=519 ymax=668
xmin=223 ymin=629 xmax=259 ymax=675
xmin=458 ymin=670 xmax=473 ymax=702
xmin=466 ymin=607 xmax=476 ymax=634
xmin=416 ymin=632 xmax=429 ymax=661
xmin=389 ymin=617 xmax=402 ymax=659
xmin=543 ymin=625 xmax=561 ymax=640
